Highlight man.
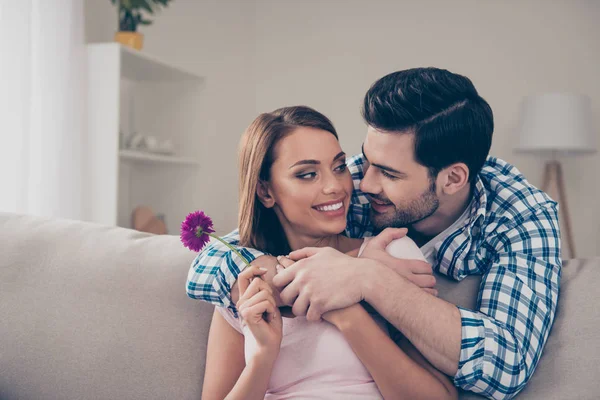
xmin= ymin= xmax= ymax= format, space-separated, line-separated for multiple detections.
xmin=186 ymin=68 xmax=561 ymax=399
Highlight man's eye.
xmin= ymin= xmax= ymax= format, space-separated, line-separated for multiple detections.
xmin=297 ymin=172 xmax=317 ymax=180
xmin=381 ymin=170 xmax=399 ymax=180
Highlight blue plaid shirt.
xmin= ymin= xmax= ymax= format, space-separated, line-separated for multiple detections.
xmin=186 ymin=154 xmax=561 ymax=400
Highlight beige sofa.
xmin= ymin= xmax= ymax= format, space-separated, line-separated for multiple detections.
xmin=1 ymin=212 xmax=598 ymax=399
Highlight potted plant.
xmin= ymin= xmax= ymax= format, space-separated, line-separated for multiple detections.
xmin=111 ymin=0 xmax=173 ymax=50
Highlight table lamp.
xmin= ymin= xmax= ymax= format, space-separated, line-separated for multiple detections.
xmin=515 ymin=93 xmax=596 ymax=259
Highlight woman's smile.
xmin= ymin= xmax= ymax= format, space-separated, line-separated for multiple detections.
xmin=313 ymin=198 xmax=346 ymax=218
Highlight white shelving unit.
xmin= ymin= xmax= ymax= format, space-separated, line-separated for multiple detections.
xmin=119 ymin=150 xmax=200 ymax=166
xmin=87 ymin=43 xmax=205 ymax=233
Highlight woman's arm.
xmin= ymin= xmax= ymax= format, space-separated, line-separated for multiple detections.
xmin=201 ymin=310 xmax=246 ymax=400
xmin=202 ymin=294 xmax=280 ymax=400
xmin=325 ymin=305 xmax=458 ymax=400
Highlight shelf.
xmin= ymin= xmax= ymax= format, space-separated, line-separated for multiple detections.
xmin=119 ymin=150 xmax=200 ymax=166
xmin=88 ymin=43 xmax=204 ymax=82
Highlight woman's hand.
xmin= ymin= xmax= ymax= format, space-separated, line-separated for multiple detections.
xmin=237 ymin=266 xmax=283 ymax=358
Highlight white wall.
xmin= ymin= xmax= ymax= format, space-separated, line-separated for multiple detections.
xmin=253 ymin=0 xmax=600 ymax=257
xmin=85 ymin=0 xmax=256 ymax=235
xmin=86 ymin=0 xmax=600 ymax=257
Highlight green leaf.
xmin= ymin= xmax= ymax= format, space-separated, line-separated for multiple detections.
xmin=137 ymin=0 xmax=154 ymax=14
xmin=139 ymin=19 xmax=153 ymax=25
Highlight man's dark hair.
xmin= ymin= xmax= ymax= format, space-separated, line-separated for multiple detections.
xmin=361 ymin=68 xmax=494 ymax=183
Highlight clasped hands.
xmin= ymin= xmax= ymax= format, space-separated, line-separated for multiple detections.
xmin=236 ymin=228 xmax=436 ymax=324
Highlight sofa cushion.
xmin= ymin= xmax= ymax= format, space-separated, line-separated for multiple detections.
xmin=515 ymin=258 xmax=600 ymax=399
xmin=2 ymin=212 xmax=599 ymax=399
xmin=436 ymin=258 xmax=600 ymax=399
xmin=0 ymin=213 xmax=213 ymax=400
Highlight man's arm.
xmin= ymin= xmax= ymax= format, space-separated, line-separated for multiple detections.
xmin=365 ymin=205 xmax=561 ymax=399
xmin=186 ymin=229 xmax=264 ymax=315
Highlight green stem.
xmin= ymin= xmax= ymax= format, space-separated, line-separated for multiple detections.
xmin=208 ymin=233 xmax=252 ymax=267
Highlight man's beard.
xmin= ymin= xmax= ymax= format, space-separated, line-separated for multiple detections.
xmin=370 ymin=180 xmax=439 ymax=231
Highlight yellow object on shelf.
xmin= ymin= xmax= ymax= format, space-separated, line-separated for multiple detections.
xmin=114 ymin=32 xmax=144 ymax=51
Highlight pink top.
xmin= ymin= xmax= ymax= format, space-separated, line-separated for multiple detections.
xmin=217 ymin=236 xmax=425 ymax=399
xmin=217 ymin=307 xmax=387 ymax=399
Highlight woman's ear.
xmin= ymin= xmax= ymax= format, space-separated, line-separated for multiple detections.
xmin=440 ymin=163 xmax=469 ymax=195
xmin=256 ymin=180 xmax=275 ymax=208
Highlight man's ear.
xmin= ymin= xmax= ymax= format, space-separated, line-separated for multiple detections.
xmin=440 ymin=163 xmax=469 ymax=195
xmin=256 ymin=180 xmax=275 ymax=208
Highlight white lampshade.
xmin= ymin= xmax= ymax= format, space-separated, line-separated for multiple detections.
xmin=515 ymin=93 xmax=597 ymax=154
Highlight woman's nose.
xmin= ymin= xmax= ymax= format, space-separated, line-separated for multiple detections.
xmin=323 ymin=172 xmax=344 ymax=194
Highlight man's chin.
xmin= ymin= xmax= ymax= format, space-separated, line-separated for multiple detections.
xmin=370 ymin=212 xmax=385 ymax=230
xmin=370 ymin=210 xmax=403 ymax=230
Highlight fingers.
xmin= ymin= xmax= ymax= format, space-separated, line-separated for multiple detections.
xmin=276 ymin=255 xmax=294 ymax=269
xmin=238 ymin=266 xmax=268 ymax=296
xmin=423 ymin=288 xmax=439 ymax=297
xmin=291 ymin=291 xmax=311 ymax=317
xmin=369 ymin=228 xmax=408 ymax=249
xmin=240 ymin=300 xmax=279 ymax=325
xmin=306 ymin=302 xmax=323 ymax=322
xmin=287 ymin=247 xmax=321 ymax=262
xmin=409 ymin=273 xmax=437 ymax=289
xmin=237 ymin=289 xmax=277 ymax=314
xmin=407 ymin=260 xmax=433 ymax=275
xmin=237 ymin=275 xmax=273 ymax=308
xmin=272 ymin=262 xmax=298 ymax=289
xmin=278 ymin=278 xmax=302 ymax=307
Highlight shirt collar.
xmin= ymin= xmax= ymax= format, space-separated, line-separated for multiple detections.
xmin=467 ymin=176 xmax=487 ymax=234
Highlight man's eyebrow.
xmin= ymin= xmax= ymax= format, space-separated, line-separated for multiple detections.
xmin=361 ymin=143 xmax=407 ymax=177
xmin=290 ymin=151 xmax=346 ymax=169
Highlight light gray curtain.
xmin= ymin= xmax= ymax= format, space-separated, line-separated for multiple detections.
xmin=0 ymin=0 xmax=88 ymax=220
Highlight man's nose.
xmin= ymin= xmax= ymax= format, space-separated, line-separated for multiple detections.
xmin=359 ymin=164 xmax=379 ymax=195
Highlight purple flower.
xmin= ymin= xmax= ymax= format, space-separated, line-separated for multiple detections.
xmin=180 ymin=210 xmax=251 ymax=267
xmin=180 ymin=210 xmax=215 ymax=252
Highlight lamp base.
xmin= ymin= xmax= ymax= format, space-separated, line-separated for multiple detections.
xmin=542 ymin=161 xmax=575 ymax=259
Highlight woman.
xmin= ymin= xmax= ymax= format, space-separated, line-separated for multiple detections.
xmin=202 ymin=106 xmax=457 ymax=400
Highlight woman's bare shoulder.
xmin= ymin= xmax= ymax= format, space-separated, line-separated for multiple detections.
xmin=250 ymin=254 xmax=278 ymax=267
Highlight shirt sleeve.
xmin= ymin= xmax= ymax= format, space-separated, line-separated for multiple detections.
xmin=186 ymin=229 xmax=265 ymax=316
xmin=345 ymin=153 xmax=373 ymax=239
xmin=215 ymin=306 xmax=244 ymax=334
xmin=454 ymin=203 xmax=561 ymax=399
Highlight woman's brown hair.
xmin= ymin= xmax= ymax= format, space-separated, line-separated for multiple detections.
xmin=238 ymin=106 xmax=338 ymax=256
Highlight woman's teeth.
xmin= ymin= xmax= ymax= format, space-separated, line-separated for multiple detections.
xmin=315 ymin=202 xmax=343 ymax=212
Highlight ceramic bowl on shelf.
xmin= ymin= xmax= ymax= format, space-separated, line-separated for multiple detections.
xmin=125 ymin=134 xmax=175 ymax=155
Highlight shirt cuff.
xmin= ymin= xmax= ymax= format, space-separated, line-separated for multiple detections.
xmin=454 ymin=307 xmax=525 ymax=399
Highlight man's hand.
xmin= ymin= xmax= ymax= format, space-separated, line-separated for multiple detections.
xmin=361 ymin=228 xmax=437 ymax=296
xmin=272 ymin=248 xmax=366 ymax=322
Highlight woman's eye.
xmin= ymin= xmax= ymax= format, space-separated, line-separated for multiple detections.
xmin=334 ymin=164 xmax=347 ymax=173
xmin=297 ymin=172 xmax=317 ymax=180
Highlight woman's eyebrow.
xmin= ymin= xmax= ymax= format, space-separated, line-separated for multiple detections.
xmin=333 ymin=151 xmax=346 ymax=161
xmin=290 ymin=152 xmax=346 ymax=169
xmin=290 ymin=159 xmax=319 ymax=168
